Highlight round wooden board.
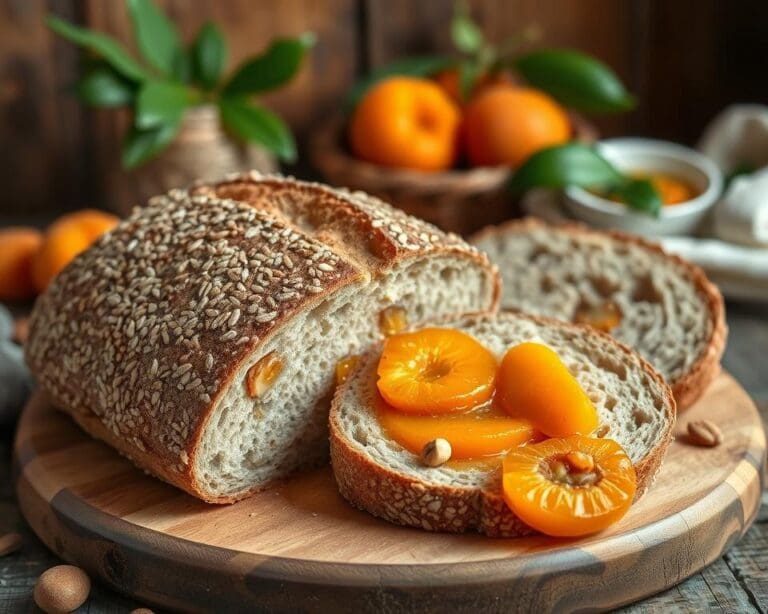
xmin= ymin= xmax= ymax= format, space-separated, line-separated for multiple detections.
xmin=13 ymin=373 xmax=766 ymax=613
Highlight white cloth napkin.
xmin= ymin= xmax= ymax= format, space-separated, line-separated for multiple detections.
xmin=699 ymin=105 xmax=768 ymax=246
xmin=660 ymin=237 xmax=768 ymax=302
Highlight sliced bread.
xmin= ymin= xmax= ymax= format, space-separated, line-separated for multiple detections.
xmin=472 ymin=218 xmax=726 ymax=409
xmin=330 ymin=312 xmax=675 ymax=537
xmin=25 ymin=172 xmax=499 ymax=503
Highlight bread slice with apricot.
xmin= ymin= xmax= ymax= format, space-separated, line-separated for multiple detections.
xmin=471 ymin=218 xmax=726 ymax=410
xmin=329 ymin=312 xmax=675 ymax=537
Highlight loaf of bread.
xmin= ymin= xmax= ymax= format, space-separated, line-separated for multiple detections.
xmin=472 ymin=218 xmax=726 ymax=409
xmin=25 ymin=173 xmax=499 ymax=502
xmin=330 ymin=312 xmax=675 ymax=537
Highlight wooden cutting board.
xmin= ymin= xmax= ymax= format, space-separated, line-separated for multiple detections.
xmin=13 ymin=372 xmax=765 ymax=613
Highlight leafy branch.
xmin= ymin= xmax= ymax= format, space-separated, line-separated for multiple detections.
xmin=509 ymin=143 xmax=662 ymax=217
xmin=345 ymin=0 xmax=635 ymax=112
xmin=48 ymin=0 xmax=313 ymax=168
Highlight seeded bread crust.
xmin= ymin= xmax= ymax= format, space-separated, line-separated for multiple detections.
xmin=472 ymin=218 xmax=726 ymax=410
xmin=329 ymin=312 xmax=675 ymax=537
xmin=25 ymin=172 xmax=499 ymax=503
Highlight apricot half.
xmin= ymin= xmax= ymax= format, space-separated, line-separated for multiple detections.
xmin=497 ymin=342 xmax=598 ymax=437
xmin=502 ymin=436 xmax=637 ymax=537
xmin=376 ymin=328 xmax=497 ymax=414
xmin=377 ymin=399 xmax=537 ymax=459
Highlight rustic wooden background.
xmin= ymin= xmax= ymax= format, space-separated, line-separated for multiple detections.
xmin=2 ymin=0 xmax=767 ymax=217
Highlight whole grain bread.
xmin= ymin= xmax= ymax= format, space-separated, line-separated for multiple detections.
xmin=472 ymin=218 xmax=726 ymax=409
xmin=330 ymin=312 xmax=675 ymax=537
xmin=25 ymin=172 xmax=499 ymax=503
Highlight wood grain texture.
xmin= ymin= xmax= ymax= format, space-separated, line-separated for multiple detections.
xmin=12 ymin=373 xmax=765 ymax=613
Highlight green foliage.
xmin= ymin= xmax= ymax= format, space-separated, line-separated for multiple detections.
xmin=513 ymin=50 xmax=636 ymax=114
xmin=346 ymin=2 xmax=634 ymax=110
xmin=220 ymin=98 xmax=296 ymax=162
xmin=48 ymin=2 xmax=311 ymax=169
xmin=76 ymin=63 xmax=136 ymax=107
xmin=510 ymin=143 xmax=661 ymax=217
xmin=224 ymin=34 xmax=315 ymax=96
xmin=127 ymin=0 xmax=183 ymax=77
xmin=191 ymin=22 xmax=227 ymax=91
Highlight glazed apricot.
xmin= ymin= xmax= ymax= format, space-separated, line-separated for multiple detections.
xmin=31 ymin=209 xmax=119 ymax=292
xmin=377 ymin=398 xmax=537 ymax=459
xmin=502 ymin=436 xmax=636 ymax=537
xmin=0 ymin=227 xmax=43 ymax=301
xmin=497 ymin=342 xmax=598 ymax=437
xmin=376 ymin=328 xmax=497 ymax=414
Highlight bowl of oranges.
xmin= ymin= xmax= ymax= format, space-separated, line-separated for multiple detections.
xmin=311 ymin=75 xmax=597 ymax=235
xmin=310 ymin=6 xmax=636 ymax=234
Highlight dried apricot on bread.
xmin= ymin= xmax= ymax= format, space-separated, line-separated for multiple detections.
xmin=376 ymin=328 xmax=497 ymax=414
xmin=502 ymin=435 xmax=637 ymax=537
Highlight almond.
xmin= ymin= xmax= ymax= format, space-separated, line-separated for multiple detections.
xmin=421 ymin=438 xmax=452 ymax=467
xmin=687 ymin=420 xmax=722 ymax=447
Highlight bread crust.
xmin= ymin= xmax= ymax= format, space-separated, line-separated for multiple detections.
xmin=25 ymin=173 xmax=499 ymax=503
xmin=471 ymin=217 xmax=726 ymax=410
xmin=329 ymin=312 xmax=676 ymax=537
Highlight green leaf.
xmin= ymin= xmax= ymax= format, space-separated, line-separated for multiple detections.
xmin=47 ymin=15 xmax=149 ymax=81
xmin=223 ymin=34 xmax=314 ymax=96
xmin=514 ymin=49 xmax=635 ymax=114
xmin=219 ymin=97 xmax=296 ymax=162
xmin=344 ymin=55 xmax=455 ymax=112
xmin=451 ymin=4 xmax=484 ymax=54
xmin=191 ymin=22 xmax=228 ymax=90
xmin=121 ymin=120 xmax=180 ymax=169
xmin=76 ymin=64 xmax=136 ymax=107
xmin=136 ymin=81 xmax=190 ymax=129
xmin=510 ymin=143 xmax=623 ymax=193
xmin=607 ymin=178 xmax=662 ymax=216
xmin=127 ymin=0 xmax=183 ymax=76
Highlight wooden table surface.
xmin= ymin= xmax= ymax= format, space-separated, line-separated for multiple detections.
xmin=1 ymin=299 xmax=767 ymax=614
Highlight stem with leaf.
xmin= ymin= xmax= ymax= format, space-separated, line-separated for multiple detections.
xmin=48 ymin=0 xmax=313 ymax=169
xmin=509 ymin=143 xmax=663 ymax=217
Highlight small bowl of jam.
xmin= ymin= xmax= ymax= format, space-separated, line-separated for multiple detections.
xmin=564 ymin=138 xmax=723 ymax=236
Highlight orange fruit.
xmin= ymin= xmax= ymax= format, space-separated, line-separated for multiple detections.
xmin=349 ymin=77 xmax=461 ymax=171
xmin=32 ymin=209 xmax=119 ymax=292
xmin=497 ymin=342 xmax=599 ymax=437
xmin=376 ymin=327 xmax=497 ymax=414
xmin=377 ymin=397 xmax=537 ymax=459
xmin=463 ymin=85 xmax=571 ymax=168
xmin=0 ymin=227 xmax=43 ymax=301
xmin=502 ymin=436 xmax=637 ymax=537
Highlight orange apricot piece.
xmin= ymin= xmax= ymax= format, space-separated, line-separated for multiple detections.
xmin=497 ymin=342 xmax=598 ymax=437
xmin=502 ymin=435 xmax=637 ymax=537
xmin=0 ymin=227 xmax=43 ymax=301
xmin=376 ymin=327 xmax=497 ymax=414
xmin=31 ymin=209 xmax=119 ymax=292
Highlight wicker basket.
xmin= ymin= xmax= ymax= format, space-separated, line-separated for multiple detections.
xmin=310 ymin=116 xmax=597 ymax=235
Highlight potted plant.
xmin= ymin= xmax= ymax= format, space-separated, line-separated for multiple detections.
xmin=310 ymin=2 xmax=633 ymax=234
xmin=48 ymin=0 xmax=313 ymax=213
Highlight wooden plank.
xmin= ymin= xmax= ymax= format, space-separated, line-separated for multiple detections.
xmin=620 ymin=557 xmax=759 ymax=613
xmin=0 ymin=0 xmax=87 ymax=217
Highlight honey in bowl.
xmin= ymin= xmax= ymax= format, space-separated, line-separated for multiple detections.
xmin=591 ymin=172 xmax=698 ymax=207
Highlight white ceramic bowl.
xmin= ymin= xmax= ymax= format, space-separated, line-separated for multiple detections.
xmin=563 ymin=138 xmax=723 ymax=236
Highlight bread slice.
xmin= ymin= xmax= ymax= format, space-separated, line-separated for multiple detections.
xmin=25 ymin=172 xmax=499 ymax=503
xmin=472 ymin=218 xmax=726 ymax=409
xmin=330 ymin=312 xmax=675 ymax=537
